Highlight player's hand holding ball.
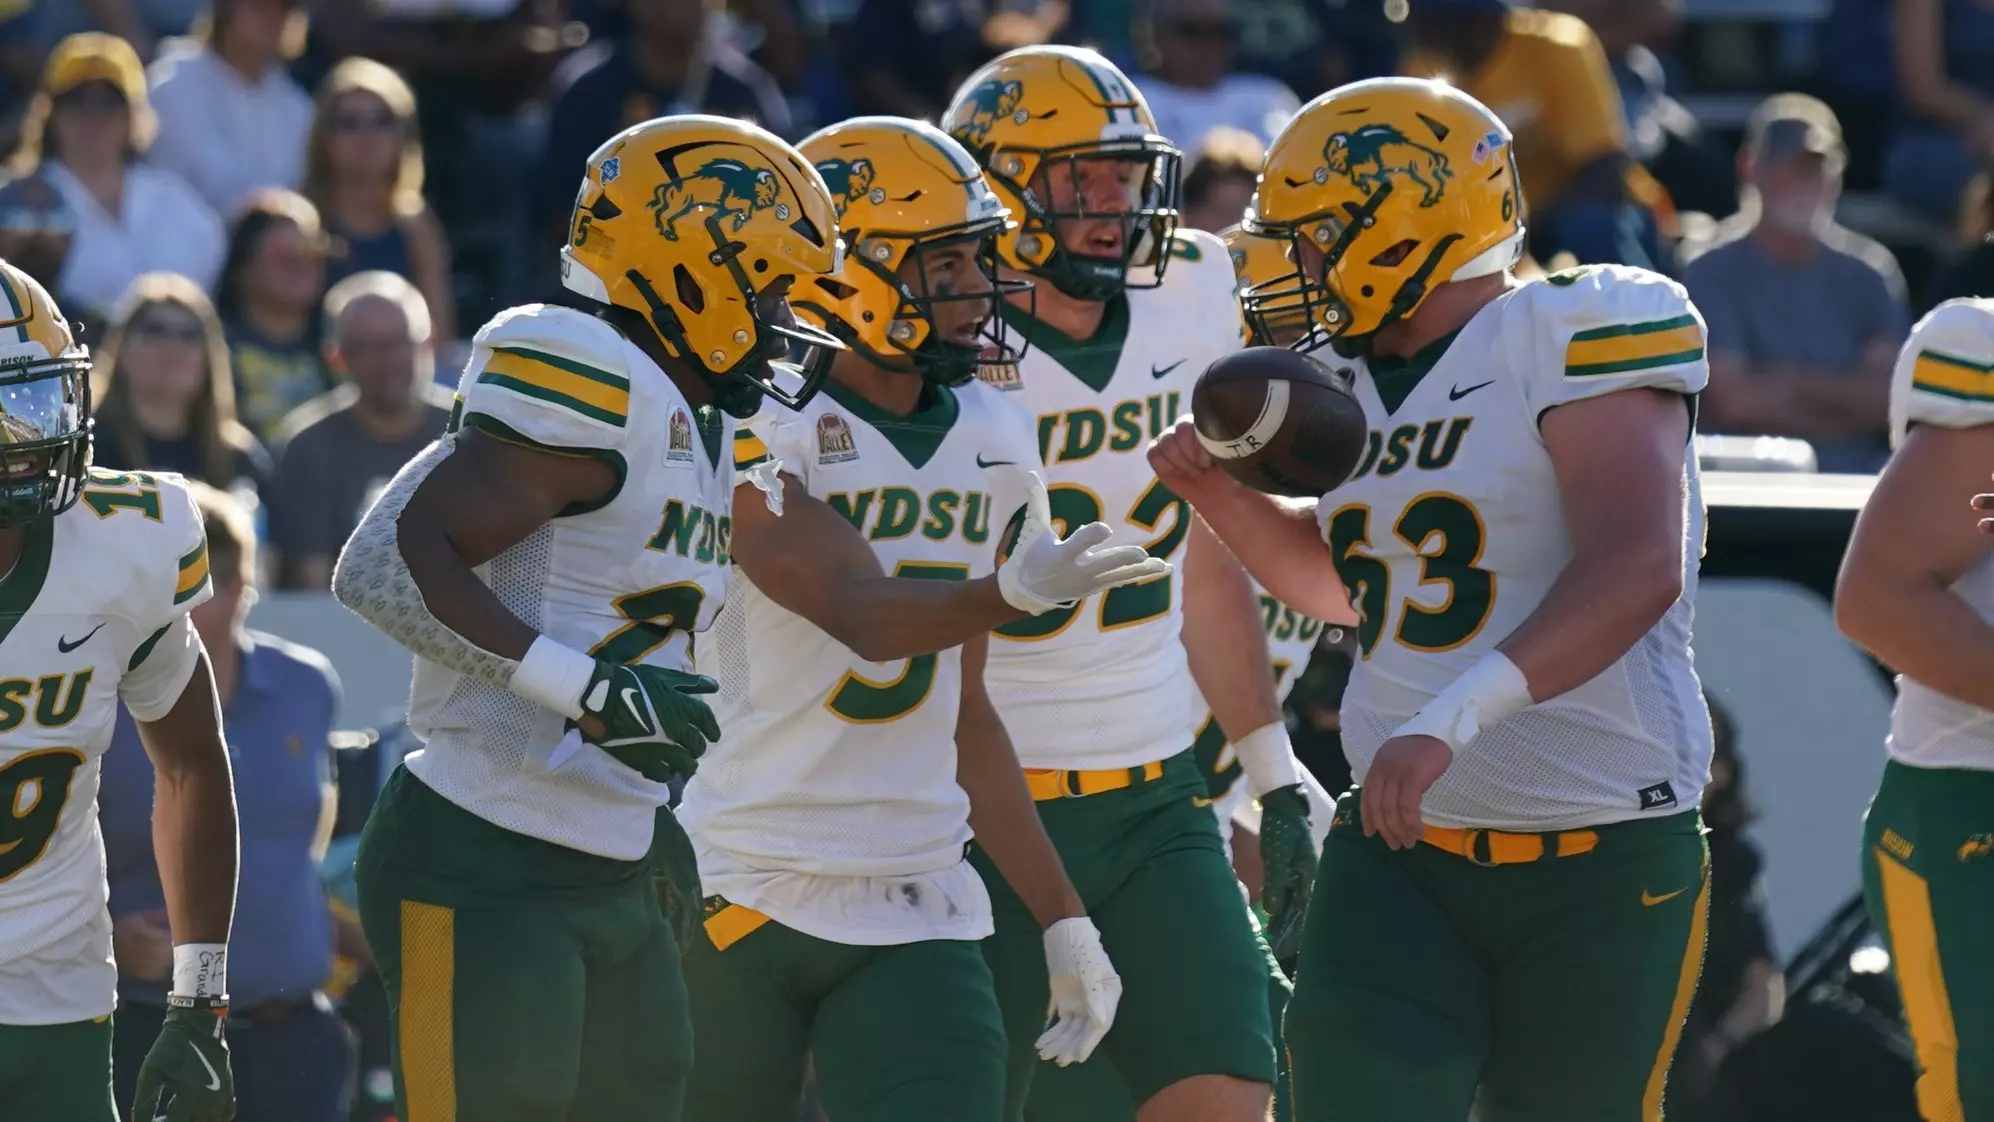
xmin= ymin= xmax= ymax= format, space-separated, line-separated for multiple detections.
xmin=576 ymin=662 xmax=721 ymax=782
xmin=1362 ymin=735 xmax=1453 ymax=850
xmin=1186 ymin=346 xmax=1368 ymax=498
xmin=997 ymin=468 xmax=1173 ymax=614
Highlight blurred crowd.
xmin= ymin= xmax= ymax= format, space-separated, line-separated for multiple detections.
xmin=0 ymin=0 xmax=1984 ymax=1117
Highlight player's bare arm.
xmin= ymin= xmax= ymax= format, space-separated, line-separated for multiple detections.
xmin=135 ymin=645 xmax=238 ymax=953
xmin=731 ymin=473 xmax=1026 ymax=662
xmin=956 ymin=632 xmax=1121 ymax=1066
xmin=1363 ymin=386 xmax=1692 ymax=848
xmin=379 ymin=429 xmax=616 ymax=663
xmin=1148 ymin=418 xmax=1352 ymax=623
xmin=1837 ymin=421 xmax=1994 ymax=709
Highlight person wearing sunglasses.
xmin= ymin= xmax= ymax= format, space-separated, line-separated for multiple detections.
xmin=3 ymin=33 xmax=225 ymax=321
xmin=89 ymin=273 xmax=273 ymax=512
xmin=148 ymin=0 xmax=314 ymax=218
xmin=1132 ymin=0 xmax=1300 ymax=151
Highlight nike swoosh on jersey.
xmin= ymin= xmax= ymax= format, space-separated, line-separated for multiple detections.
xmin=976 ymin=454 xmax=1016 ymax=468
xmin=1448 ymin=380 xmax=1494 ymax=401
xmin=1640 ymin=887 xmax=1688 ymax=907
xmin=57 ymin=622 xmax=106 ymax=653
xmin=1151 ymin=359 xmax=1186 ymax=380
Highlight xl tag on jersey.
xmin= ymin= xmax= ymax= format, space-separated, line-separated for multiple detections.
xmin=1637 ymin=782 xmax=1678 ymax=811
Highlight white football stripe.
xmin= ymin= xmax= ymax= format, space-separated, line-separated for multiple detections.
xmin=1195 ymin=380 xmax=1290 ymax=461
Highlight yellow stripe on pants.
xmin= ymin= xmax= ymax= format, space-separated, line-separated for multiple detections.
xmin=400 ymin=900 xmax=457 ymax=1122
xmin=1877 ymin=847 xmax=1967 ymax=1122
xmin=1642 ymin=868 xmax=1710 ymax=1121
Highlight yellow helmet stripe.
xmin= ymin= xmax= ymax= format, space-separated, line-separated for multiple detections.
xmin=477 ymin=346 xmax=631 ymax=428
xmin=1564 ymin=315 xmax=1704 ymax=379
xmin=1912 ymin=349 xmax=1994 ymax=403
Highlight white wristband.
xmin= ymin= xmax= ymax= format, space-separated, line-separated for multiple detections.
xmin=510 ymin=635 xmax=596 ymax=720
xmin=1232 ymin=721 xmax=1302 ymax=797
xmin=171 ymin=943 xmax=227 ymax=998
xmin=1392 ymin=651 xmax=1533 ymax=753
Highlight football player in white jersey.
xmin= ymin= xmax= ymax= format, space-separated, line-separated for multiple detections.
xmin=943 ymin=46 xmax=1312 ymax=1122
xmin=0 ymin=261 xmax=239 ymax=1122
xmin=679 ymin=115 xmax=1163 ymax=1122
xmin=1151 ymin=79 xmax=1716 ymax=1122
xmin=331 ymin=117 xmax=855 ymax=1122
xmin=1837 ymin=298 xmax=1994 ymax=1122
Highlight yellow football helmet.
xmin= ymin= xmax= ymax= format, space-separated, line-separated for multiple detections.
xmin=794 ymin=117 xmax=1032 ymax=386
xmin=561 ymin=114 xmax=848 ymax=416
xmin=942 ymin=46 xmax=1181 ymax=302
xmin=0 ymin=259 xmax=88 ymax=525
xmin=1247 ymin=78 xmax=1524 ymax=342
xmin=1223 ymin=224 xmax=1310 ymax=347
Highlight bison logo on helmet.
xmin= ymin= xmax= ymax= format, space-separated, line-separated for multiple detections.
xmin=950 ymin=80 xmax=1025 ymax=148
xmin=1318 ymin=125 xmax=1453 ymax=208
xmin=649 ymin=158 xmax=791 ymax=242
xmin=815 ymin=158 xmax=883 ymax=219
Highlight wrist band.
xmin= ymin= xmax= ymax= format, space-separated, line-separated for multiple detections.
xmin=1232 ymin=721 xmax=1302 ymax=797
xmin=511 ymin=636 xmax=596 ymax=720
xmin=171 ymin=943 xmax=227 ymax=999
xmin=1391 ymin=652 xmax=1533 ymax=753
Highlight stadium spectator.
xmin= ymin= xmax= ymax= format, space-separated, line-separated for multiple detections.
xmin=216 ymin=188 xmax=332 ymax=441
xmin=89 ymin=270 xmax=272 ymax=506
xmin=269 ymin=270 xmax=451 ymax=591
xmin=1218 ymin=0 xmax=1401 ymax=101
xmin=1933 ymin=164 xmax=1994 ymax=301
xmin=1179 ymin=126 xmax=1262 ymax=234
xmin=0 ymin=171 xmax=87 ymax=337
xmin=1542 ymin=0 xmax=1737 ymax=219
xmin=1132 ymin=0 xmax=1298 ymax=150
xmin=21 ymin=0 xmax=207 ymax=61
xmin=99 ymin=480 xmax=355 ymax=1122
xmin=304 ymin=58 xmax=455 ymax=346
xmin=843 ymin=0 xmax=1058 ymax=120
xmin=8 ymin=32 xmax=224 ymax=319
xmin=527 ymin=0 xmax=792 ymax=296
xmin=1684 ymin=94 xmax=1909 ymax=474
xmin=1665 ymin=693 xmax=1783 ymax=1120
xmin=1401 ymin=0 xmax=1667 ymax=270
xmin=145 ymin=0 xmax=313 ymax=218
xmin=1886 ymin=0 xmax=1994 ymax=225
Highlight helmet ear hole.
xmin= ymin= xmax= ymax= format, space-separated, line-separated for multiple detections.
xmin=673 ymin=264 xmax=706 ymax=315
xmin=1369 ymin=239 xmax=1419 ymax=268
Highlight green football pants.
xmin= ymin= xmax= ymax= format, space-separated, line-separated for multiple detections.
xmin=1862 ymin=758 xmax=1994 ymax=1122
xmin=683 ymin=900 xmax=1007 ymax=1122
xmin=1286 ymin=793 xmax=1707 ymax=1122
xmin=355 ymin=766 xmax=693 ymax=1122
xmin=0 ymin=1015 xmax=116 ymax=1121
xmin=973 ymin=750 xmax=1281 ymax=1119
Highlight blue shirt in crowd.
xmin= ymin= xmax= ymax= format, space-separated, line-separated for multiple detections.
xmin=100 ymin=629 xmax=342 ymax=1010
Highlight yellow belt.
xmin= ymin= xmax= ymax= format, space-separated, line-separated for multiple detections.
xmin=1420 ymin=824 xmax=1599 ymax=866
xmin=1024 ymin=760 xmax=1165 ymax=802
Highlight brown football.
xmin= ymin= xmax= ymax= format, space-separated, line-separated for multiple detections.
xmin=1191 ymin=347 xmax=1369 ymax=498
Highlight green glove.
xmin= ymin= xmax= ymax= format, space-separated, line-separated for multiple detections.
xmin=648 ymin=804 xmax=704 ymax=950
xmin=131 ymin=1001 xmax=235 ymax=1122
xmin=578 ymin=662 xmax=721 ymax=783
xmin=1257 ymin=784 xmax=1319 ymax=962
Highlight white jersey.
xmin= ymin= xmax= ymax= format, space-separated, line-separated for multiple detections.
xmin=982 ymin=229 xmax=1242 ymax=769
xmin=1318 ymin=265 xmax=1712 ymax=831
xmin=1884 ymin=298 xmax=1994 ymax=772
xmin=686 ymin=379 xmax=1038 ymax=945
xmin=0 ymin=469 xmax=211 ymax=1024
xmin=402 ymin=305 xmax=732 ymax=861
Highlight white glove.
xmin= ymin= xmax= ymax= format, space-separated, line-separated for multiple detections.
xmin=998 ymin=470 xmax=1172 ymax=615
xmin=1038 ymin=917 xmax=1122 ymax=1066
